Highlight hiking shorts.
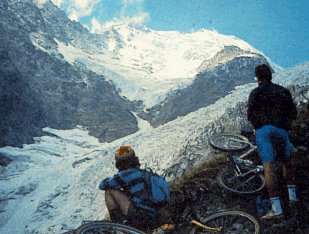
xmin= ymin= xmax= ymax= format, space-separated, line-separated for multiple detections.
xmin=255 ymin=125 xmax=293 ymax=163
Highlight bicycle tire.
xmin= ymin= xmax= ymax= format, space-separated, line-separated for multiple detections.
xmin=194 ymin=210 xmax=260 ymax=234
xmin=208 ymin=133 xmax=250 ymax=152
xmin=74 ymin=221 xmax=145 ymax=234
xmin=217 ymin=167 xmax=265 ymax=195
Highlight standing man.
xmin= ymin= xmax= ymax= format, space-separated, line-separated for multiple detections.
xmin=247 ymin=64 xmax=299 ymax=219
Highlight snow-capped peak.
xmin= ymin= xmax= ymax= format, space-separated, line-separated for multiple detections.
xmin=53 ymin=23 xmax=262 ymax=108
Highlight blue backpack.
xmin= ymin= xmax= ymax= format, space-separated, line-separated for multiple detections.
xmin=142 ymin=169 xmax=170 ymax=208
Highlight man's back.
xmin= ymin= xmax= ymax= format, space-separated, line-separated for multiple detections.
xmin=247 ymin=82 xmax=297 ymax=130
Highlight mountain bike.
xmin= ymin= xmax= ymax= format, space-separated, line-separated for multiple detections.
xmin=69 ymin=209 xmax=260 ymax=233
xmin=208 ymin=133 xmax=265 ymax=195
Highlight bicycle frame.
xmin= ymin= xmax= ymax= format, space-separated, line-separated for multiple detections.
xmin=209 ymin=133 xmax=266 ymax=194
xmin=225 ymin=137 xmax=261 ymax=173
xmin=215 ymin=136 xmax=266 ymax=195
xmin=226 ymin=137 xmax=257 ymax=159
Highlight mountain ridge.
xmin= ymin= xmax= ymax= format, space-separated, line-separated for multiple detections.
xmin=0 ymin=0 xmax=280 ymax=147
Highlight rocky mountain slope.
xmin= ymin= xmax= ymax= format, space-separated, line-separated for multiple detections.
xmin=1 ymin=1 xmax=308 ymax=233
xmin=139 ymin=48 xmax=268 ymax=126
xmin=0 ymin=64 xmax=308 ymax=233
xmin=0 ymin=0 xmax=138 ymax=146
xmin=1 ymin=0 xmax=270 ymax=147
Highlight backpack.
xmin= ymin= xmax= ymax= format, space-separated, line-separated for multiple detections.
xmin=142 ymin=169 xmax=170 ymax=208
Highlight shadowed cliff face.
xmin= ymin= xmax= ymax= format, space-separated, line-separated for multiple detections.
xmin=140 ymin=54 xmax=269 ymax=127
xmin=0 ymin=0 xmax=138 ymax=147
xmin=0 ymin=48 xmax=45 ymax=147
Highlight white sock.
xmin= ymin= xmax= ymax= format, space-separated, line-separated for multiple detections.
xmin=288 ymin=185 xmax=299 ymax=201
xmin=270 ymin=197 xmax=283 ymax=214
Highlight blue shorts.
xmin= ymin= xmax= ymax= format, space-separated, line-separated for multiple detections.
xmin=255 ymin=125 xmax=293 ymax=163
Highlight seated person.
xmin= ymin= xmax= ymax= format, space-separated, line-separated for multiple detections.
xmin=99 ymin=146 xmax=170 ymax=231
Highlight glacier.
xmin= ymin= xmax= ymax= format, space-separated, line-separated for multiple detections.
xmin=0 ymin=64 xmax=308 ymax=233
xmin=0 ymin=0 xmax=308 ymax=233
xmin=52 ymin=24 xmax=263 ymax=109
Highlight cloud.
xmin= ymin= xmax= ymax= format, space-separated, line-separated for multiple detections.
xmin=52 ymin=0 xmax=149 ymax=32
xmin=89 ymin=0 xmax=149 ymax=33
xmin=71 ymin=0 xmax=100 ymax=21
xmin=53 ymin=0 xmax=100 ymax=21
xmin=90 ymin=12 xmax=149 ymax=33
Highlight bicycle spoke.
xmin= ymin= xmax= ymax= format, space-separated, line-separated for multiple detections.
xmin=226 ymin=216 xmax=243 ymax=233
xmin=201 ymin=212 xmax=259 ymax=234
xmin=241 ymin=175 xmax=260 ymax=192
xmin=227 ymin=216 xmax=255 ymax=233
xmin=75 ymin=221 xmax=144 ymax=234
xmin=209 ymin=133 xmax=250 ymax=152
xmin=219 ymin=168 xmax=264 ymax=194
xmin=246 ymin=182 xmax=257 ymax=192
xmin=242 ymin=174 xmax=256 ymax=184
xmin=240 ymin=179 xmax=258 ymax=192
xmin=225 ymin=171 xmax=246 ymax=191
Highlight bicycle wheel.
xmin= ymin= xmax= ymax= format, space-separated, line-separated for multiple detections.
xmin=75 ymin=221 xmax=145 ymax=234
xmin=208 ymin=133 xmax=250 ymax=152
xmin=195 ymin=211 xmax=260 ymax=234
xmin=217 ymin=167 xmax=265 ymax=195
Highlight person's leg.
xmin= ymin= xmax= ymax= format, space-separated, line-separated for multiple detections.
xmin=105 ymin=189 xmax=131 ymax=222
xmin=256 ymin=126 xmax=283 ymax=218
xmin=275 ymin=128 xmax=299 ymax=202
xmin=282 ymin=159 xmax=299 ymax=202
xmin=263 ymin=162 xmax=280 ymax=198
xmin=263 ymin=162 xmax=283 ymax=216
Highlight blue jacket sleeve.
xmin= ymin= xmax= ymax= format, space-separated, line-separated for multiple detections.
xmin=99 ymin=176 xmax=121 ymax=190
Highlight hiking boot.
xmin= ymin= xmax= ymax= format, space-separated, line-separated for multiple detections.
xmin=261 ymin=209 xmax=283 ymax=220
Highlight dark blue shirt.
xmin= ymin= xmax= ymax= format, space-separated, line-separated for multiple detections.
xmin=247 ymin=82 xmax=297 ymax=130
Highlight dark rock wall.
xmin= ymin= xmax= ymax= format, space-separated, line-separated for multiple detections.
xmin=0 ymin=0 xmax=138 ymax=147
xmin=140 ymin=55 xmax=270 ymax=127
